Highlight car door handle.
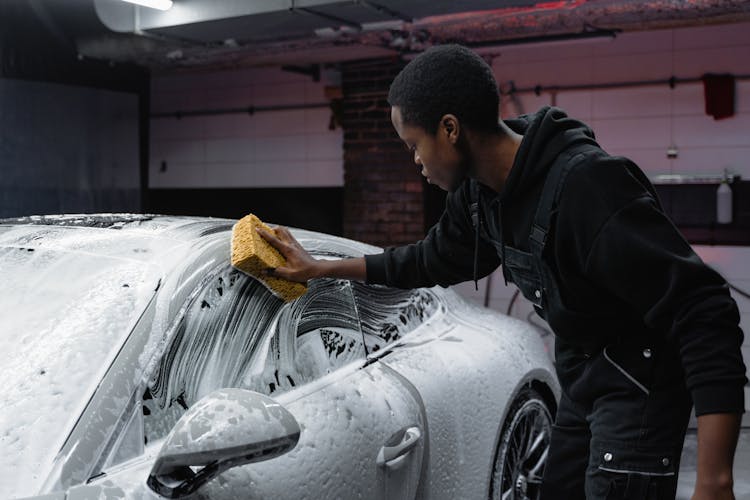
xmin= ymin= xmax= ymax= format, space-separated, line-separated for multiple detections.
xmin=376 ymin=426 xmax=422 ymax=467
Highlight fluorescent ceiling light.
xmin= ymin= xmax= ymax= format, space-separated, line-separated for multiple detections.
xmin=121 ymin=0 xmax=173 ymax=10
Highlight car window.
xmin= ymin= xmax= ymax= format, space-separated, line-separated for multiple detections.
xmin=138 ymin=268 xmax=364 ymax=447
xmin=351 ymin=282 xmax=439 ymax=353
xmin=253 ymin=278 xmax=364 ymax=395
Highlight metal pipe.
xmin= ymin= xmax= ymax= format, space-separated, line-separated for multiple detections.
xmin=291 ymin=6 xmax=362 ymax=31
xmin=501 ymin=74 xmax=750 ymax=96
xmin=357 ymin=0 xmax=412 ymax=23
xmin=152 ymin=70 xmax=750 ymax=119
xmin=150 ymin=102 xmax=330 ymax=119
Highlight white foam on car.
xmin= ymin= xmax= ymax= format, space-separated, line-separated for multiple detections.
xmin=0 ymin=226 xmax=165 ymax=498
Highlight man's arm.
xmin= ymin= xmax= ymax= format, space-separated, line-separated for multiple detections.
xmin=257 ymin=226 xmax=366 ymax=282
xmin=692 ymin=413 xmax=741 ymax=500
xmin=258 ymin=181 xmax=500 ymax=289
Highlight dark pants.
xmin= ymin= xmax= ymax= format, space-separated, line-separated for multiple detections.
xmin=540 ymin=341 xmax=692 ymax=499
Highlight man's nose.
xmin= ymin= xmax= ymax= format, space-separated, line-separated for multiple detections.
xmin=414 ymin=150 xmax=421 ymax=164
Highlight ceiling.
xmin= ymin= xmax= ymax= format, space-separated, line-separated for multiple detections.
xmin=12 ymin=0 xmax=750 ymax=71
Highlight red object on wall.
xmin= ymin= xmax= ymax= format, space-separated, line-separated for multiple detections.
xmin=702 ymin=73 xmax=735 ymax=120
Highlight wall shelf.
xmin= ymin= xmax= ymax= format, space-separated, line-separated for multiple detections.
xmin=651 ymin=174 xmax=741 ymax=186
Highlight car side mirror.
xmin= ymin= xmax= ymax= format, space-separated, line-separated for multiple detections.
xmin=147 ymin=388 xmax=300 ymax=499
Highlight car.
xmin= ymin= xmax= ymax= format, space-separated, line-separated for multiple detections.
xmin=0 ymin=214 xmax=560 ymax=500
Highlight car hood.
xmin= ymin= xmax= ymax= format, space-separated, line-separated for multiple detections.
xmin=0 ymin=225 xmax=169 ymax=499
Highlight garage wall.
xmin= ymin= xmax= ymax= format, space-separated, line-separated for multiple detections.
xmin=0 ymin=78 xmax=140 ymax=217
xmin=454 ymin=21 xmax=750 ymax=410
xmin=693 ymin=245 xmax=750 ymax=376
xmin=492 ymin=22 xmax=749 ymax=180
xmin=146 ymin=66 xmax=345 ymax=233
xmin=149 ymin=67 xmax=343 ymax=189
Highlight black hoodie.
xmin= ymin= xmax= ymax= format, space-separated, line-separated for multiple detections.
xmin=365 ymin=106 xmax=746 ymax=416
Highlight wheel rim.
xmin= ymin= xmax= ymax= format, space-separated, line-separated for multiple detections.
xmin=493 ymin=398 xmax=552 ymax=500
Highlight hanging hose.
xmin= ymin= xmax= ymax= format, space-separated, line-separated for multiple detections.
xmin=506 ymin=289 xmax=520 ymax=316
xmin=483 ymin=272 xmax=493 ymax=308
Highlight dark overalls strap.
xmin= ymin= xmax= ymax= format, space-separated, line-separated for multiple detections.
xmin=528 ymin=146 xmax=596 ymax=259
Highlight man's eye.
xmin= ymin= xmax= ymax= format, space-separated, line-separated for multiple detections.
xmin=406 ymin=144 xmax=416 ymax=152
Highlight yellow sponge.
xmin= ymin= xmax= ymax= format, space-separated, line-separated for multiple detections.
xmin=231 ymin=214 xmax=307 ymax=302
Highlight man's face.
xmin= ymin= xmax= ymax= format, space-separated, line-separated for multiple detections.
xmin=391 ymin=106 xmax=466 ymax=192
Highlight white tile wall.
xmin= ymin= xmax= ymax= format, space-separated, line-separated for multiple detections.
xmin=672 ymin=22 xmax=750 ymax=50
xmin=304 ymin=108 xmax=337 ymax=132
xmin=674 ymin=147 xmax=750 ymax=178
xmin=492 ymin=21 xmax=750 ymax=181
xmin=673 ymin=114 xmax=750 ymax=148
xmin=554 ymin=90 xmax=592 ymax=120
xmin=592 ymin=29 xmax=674 ymax=56
xmin=151 ymin=138 xmax=205 ymax=164
xmin=590 ymin=116 xmax=673 ymax=150
xmin=738 ymin=81 xmax=750 ymax=112
xmin=673 ymin=45 xmax=750 ymax=76
xmin=591 ymin=50 xmax=674 ymax=84
xmin=200 ymin=115 xmax=248 ymax=139
xmin=149 ymin=162 xmax=206 ymax=188
xmin=306 ymin=133 xmax=344 ymax=161
xmin=694 ymin=246 xmax=750 ymax=411
xmin=201 ymin=86 xmax=254 ymax=109
xmin=591 ymin=87 xmax=672 ymax=118
xmin=671 ymin=82 xmax=715 ymax=116
xmin=204 ymin=138 xmax=255 ymax=163
xmin=252 ymin=110 xmax=311 ymax=136
xmin=149 ymin=67 xmax=343 ymax=189
xmin=492 ymin=42 xmax=594 ymax=65
xmin=255 ymin=136 xmax=308 ymax=161
xmin=200 ymin=162 xmax=256 ymax=188
xmin=607 ymin=148 xmax=671 ymax=176
xmin=253 ymin=82 xmax=307 ymax=106
xmin=500 ymin=92 xmax=551 ymax=118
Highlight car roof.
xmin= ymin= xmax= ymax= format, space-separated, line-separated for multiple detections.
xmin=0 ymin=213 xmax=382 ymax=260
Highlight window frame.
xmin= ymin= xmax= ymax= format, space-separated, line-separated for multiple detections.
xmin=351 ymin=281 xmax=442 ymax=357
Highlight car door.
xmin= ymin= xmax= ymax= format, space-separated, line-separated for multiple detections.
xmin=349 ymin=281 xmax=452 ymax=500
xmin=85 ymin=267 xmax=425 ymax=500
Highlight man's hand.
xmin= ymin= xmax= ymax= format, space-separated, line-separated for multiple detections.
xmin=256 ymin=226 xmax=369 ymax=283
xmin=256 ymin=226 xmax=320 ymax=283
xmin=691 ymin=412 xmax=741 ymax=500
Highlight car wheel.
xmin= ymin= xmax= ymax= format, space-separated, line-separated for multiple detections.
xmin=490 ymin=387 xmax=553 ymax=500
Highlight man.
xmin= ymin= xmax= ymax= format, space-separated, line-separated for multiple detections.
xmin=258 ymin=45 xmax=746 ymax=499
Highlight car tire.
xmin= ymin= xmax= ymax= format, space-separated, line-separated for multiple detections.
xmin=489 ymin=386 xmax=553 ymax=500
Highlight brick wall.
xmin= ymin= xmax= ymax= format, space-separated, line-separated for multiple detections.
xmin=340 ymin=58 xmax=425 ymax=248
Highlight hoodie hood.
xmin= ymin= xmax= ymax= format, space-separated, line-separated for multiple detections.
xmin=500 ymin=106 xmax=598 ymax=201
xmin=468 ymin=106 xmax=600 ymax=287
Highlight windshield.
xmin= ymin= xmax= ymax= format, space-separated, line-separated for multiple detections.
xmin=0 ymin=244 xmax=159 ymax=498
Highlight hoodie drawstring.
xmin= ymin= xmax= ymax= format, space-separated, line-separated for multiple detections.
xmin=470 ymin=197 xmax=480 ymax=292
xmin=497 ymin=202 xmax=508 ymax=286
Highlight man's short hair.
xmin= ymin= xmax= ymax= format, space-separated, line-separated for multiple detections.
xmin=388 ymin=44 xmax=500 ymax=135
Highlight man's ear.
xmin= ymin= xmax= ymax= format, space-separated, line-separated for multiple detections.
xmin=440 ymin=114 xmax=460 ymax=143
